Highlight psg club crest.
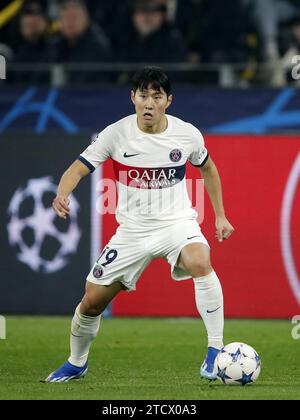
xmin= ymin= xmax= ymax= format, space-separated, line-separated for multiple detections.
xmin=169 ymin=149 xmax=182 ymax=163
xmin=93 ymin=265 xmax=103 ymax=279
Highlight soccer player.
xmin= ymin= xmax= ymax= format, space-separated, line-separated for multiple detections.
xmin=45 ymin=67 xmax=234 ymax=383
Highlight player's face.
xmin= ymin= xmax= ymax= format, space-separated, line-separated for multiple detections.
xmin=131 ymin=88 xmax=172 ymax=128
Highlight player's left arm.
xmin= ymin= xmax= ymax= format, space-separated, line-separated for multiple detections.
xmin=199 ymin=156 xmax=235 ymax=242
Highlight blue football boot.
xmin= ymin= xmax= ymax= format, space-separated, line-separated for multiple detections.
xmin=200 ymin=347 xmax=220 ymax=381
xmin=43 ymin=361 xmax=88 ymax=383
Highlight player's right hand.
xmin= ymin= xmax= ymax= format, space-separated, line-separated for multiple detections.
xmin=52 ymin=196 xmax=70 ymax=219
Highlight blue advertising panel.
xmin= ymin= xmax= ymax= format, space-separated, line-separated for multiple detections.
xmin=1 ymin=87 xmax=300 ymax=134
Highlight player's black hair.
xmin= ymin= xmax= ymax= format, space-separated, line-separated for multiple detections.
xmin=132 ymin=67 xmax=172 ymax=97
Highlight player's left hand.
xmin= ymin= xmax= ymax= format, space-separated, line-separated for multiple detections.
xmin=215 ymin=216 xmax=235 ymax=243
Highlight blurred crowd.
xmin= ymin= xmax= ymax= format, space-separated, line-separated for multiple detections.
xmin=1 ymin=0 xmax=300 ymax=86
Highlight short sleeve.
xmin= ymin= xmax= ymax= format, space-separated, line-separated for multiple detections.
xmin=188 ymin=127 xmax=209 ymax=168
xmin=78 ymin=127 xmax=112 ymax=172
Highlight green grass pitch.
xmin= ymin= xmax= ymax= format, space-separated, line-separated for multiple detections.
xmin=0 ymin=317 xmax=299 ymax=400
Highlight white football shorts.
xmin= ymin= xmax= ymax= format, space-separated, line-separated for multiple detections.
xmin=87 ymin=219 xmax=210 ymax=291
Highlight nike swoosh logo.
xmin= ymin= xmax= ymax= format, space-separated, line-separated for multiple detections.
xmin=123 ymin=153 xmax=140 ymax=158
xmin=207 ymin=306 xmax=222 ymax=314
xmin=187 ymin=236 xmax=201 ymax=240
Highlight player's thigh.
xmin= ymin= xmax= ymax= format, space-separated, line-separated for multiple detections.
xmin=177 ymin=242 xmax=212 ymax=274
xmin=87 ymin=229 xmax=151 ymax=292
xmin=162 ymin=220 xmax=211 ymax=280
xmin=81 ymin=281 xmax=125 ymax=316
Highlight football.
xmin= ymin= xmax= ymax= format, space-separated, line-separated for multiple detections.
xmin=215 ymin=343 xmax=261 ymax=386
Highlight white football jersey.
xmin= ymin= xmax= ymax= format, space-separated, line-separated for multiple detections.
xmin=79 ymin=114 xmax=209 ymax=230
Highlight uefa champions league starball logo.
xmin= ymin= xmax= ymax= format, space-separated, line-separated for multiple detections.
xmin=7 ymin=177 xmax=82 ymax=274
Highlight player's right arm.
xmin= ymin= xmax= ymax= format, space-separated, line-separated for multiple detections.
xmin=53 ymin=126 xmax=113 ymax=219
xmin=53 ymin=160 xmax=90 ymax=219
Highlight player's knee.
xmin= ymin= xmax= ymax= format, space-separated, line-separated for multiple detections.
xmin=188 ymin=259 xmax=212 ymax=278
xmin=80 ymin=294 xmax=105 ymax=317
